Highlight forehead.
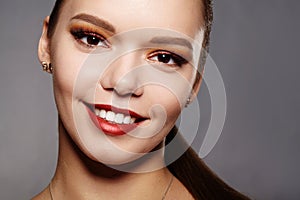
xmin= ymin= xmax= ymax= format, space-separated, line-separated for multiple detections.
xmin=60 ymin=0 xmax=204 ymax=38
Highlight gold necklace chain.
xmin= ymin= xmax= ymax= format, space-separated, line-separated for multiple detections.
xmin=49 ymin=175 xmax=173 ymax=200
xmin=49 ymin=182 xmax=53 ymax=200
xmin=161 ymin=175 xmax=174 ymax=200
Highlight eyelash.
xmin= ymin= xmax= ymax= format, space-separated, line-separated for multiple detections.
xmin=70 ymin=28 xmax=109 ymax=49
xmin=70 ymin=28 xmax=187 ymax=67
xmin=147 ymin=50 xmax=188 ymax=67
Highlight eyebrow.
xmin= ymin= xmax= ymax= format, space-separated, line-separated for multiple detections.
xmin=149 ymin=36 xmax=193 ymax=50
xmin=70 ymin=13 xmax=193 ymax=50
xmin=71 ymin=13 xmax=116 ymax=33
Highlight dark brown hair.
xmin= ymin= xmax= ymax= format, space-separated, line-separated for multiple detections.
xmin=46 ymin=0 xmax=250 ymax=199
xmin=166 ymin=127 xmax=250 ymax=199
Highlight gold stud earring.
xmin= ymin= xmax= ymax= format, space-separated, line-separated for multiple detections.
xmin=42 ymin=61 xmax=53 ymax=74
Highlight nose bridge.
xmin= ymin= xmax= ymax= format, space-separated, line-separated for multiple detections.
xmin=112 ymin=52 xmax=139 ymax=78
xmin=100 ymin=52 xmax=143 ymax=96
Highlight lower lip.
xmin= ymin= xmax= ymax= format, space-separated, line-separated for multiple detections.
xmin=86 ymin=107 xmax=138 ymax=136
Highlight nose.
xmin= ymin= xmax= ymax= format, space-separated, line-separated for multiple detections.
xmin=99 ymin=53 xmax=144 ymax=97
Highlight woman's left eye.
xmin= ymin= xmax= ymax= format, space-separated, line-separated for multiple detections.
xmin=147 ymin=51 xmax=187 ymax=67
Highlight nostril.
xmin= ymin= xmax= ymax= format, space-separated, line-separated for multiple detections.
xmin=98 ymin=59 xmax=144 ymax=97
xmin=110 ymin=75 xmax=142 ymax=97
xmin=131 ymin=87 xmax=143 ymax=97
xmin=98 ymin=74 xmax=113 ymax=91
xmin=113 ymin=84 xmax=143 ymax=97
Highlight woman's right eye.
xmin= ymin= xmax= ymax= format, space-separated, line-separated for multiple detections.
xmin=71 ymin=29 xmax=109 ymax=49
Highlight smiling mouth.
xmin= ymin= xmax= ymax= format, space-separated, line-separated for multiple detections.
xmin=84 ymin=103 xmax=147 ymax=136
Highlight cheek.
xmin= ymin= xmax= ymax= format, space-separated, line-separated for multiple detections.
xmin=51 ymin=33 xmax=88 ymax=100
xmin=147 ymin=86 xmax=182 ymax=124
xmin=50 ymin=33 xmax=91 ymax=136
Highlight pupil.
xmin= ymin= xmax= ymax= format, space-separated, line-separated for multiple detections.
xmin=158 ymin=54 xmax=171 ymax=63
xmin=87 ymin=36 xmax=99 ymax=45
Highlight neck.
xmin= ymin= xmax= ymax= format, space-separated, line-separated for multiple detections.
xmin=51 ymin=119 xmax=172 ymax=199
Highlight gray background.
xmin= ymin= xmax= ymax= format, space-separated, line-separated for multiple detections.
xmin=0 ymin=0 xmax=299 ymax=199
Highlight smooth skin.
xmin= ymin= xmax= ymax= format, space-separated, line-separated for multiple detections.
xmin=34 ymin=0 xmax=204 ymax=199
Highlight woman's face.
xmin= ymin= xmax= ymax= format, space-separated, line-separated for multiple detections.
xmin=39 ymin=0 xmax=205 ymax=167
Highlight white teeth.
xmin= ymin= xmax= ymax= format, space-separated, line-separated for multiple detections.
xmin=106 ymin=111 xmax=115 ymax=122
xmin=130 ymin=118 xmax=136 ymax=124
xmin=95 ymin=109 xmax=138 ymax=124
xmin=123 ymin=116 xmax=131 ymax=124
xmin=99 ymin=109 xmax=106 ymax=118
xmin=114 ymin=113 xmax=124 ymax=124
xmin=95 ymin=109 xmax=100 ymax=116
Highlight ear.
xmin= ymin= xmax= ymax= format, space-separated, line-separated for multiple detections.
xmin=38 ymin=16 xmax=51 ymax=64
xmin=190 ymin=70 xmax=203 ymax=103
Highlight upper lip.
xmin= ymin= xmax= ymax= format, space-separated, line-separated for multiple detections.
xmin=85 ymin=102 xmax=147 ymax=119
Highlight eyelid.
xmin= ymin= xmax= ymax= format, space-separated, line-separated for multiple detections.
xmin=70 ymin=26 xmax=111 ymax=49
xmin=73 ymin=30 xmax=109 ymax=47
xmin=147 ymin=50 xmax=188 ymax=67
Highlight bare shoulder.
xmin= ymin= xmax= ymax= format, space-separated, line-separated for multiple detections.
xmin=167 ymin=177 xmax=194 ymax=200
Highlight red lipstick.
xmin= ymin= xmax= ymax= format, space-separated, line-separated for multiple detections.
xmin=85 ymin=103 xmax=146 ymax=136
